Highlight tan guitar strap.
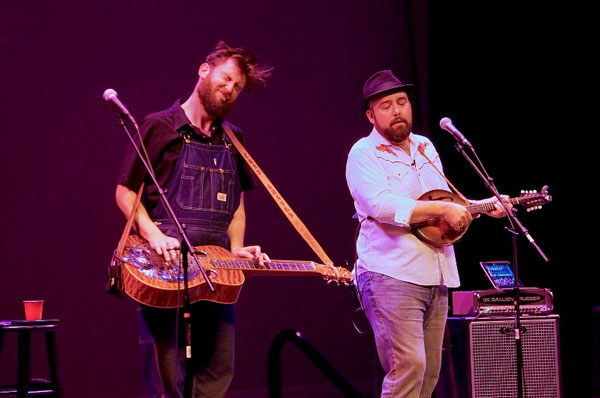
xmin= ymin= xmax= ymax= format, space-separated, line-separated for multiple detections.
xmin=116 ymin=183 xmax=144 ymax=258
xmin=108 ymin=183 xmax=144 ymax=293
xmin=222 ymin=124 xmax=335 ymax=267
xmin=417 ymin=145 xmax=469 ymax=202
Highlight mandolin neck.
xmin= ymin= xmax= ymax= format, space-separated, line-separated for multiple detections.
xmin=466 ymin=197 xmax=518 ymax=215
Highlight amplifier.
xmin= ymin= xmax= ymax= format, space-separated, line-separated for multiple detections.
xmin=452 ymin=288 xmax=553 ymax=316
xmin=435 ymin=315 xmax=562 ymax=398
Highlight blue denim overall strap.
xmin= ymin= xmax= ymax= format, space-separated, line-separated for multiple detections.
xmin=151 ymin=136 xmax=241 ymax=248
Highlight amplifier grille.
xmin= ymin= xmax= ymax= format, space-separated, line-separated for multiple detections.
xmin=469 ymin=317 xmax=560 ymax=398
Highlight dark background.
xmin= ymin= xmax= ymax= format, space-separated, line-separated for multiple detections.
xmin=0 ymin=1 xmax=589 ymax=397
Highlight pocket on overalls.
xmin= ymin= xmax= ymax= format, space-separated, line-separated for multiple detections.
xmin=210 ymin=168 xmax=235 ymax=214
xmin=176 ymin=164 xmax=234 ymax=214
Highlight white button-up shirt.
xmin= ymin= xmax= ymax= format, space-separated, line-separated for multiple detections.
xmin=346 ymin=128 xmax=460 ymax=287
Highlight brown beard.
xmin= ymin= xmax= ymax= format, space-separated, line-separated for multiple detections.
xmin=197 ymin=78 xmax=234 ymax=119
xmin=381 ymin=120 xmax=412 ymax=145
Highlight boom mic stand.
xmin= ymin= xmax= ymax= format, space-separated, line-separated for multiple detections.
xmin=440 ymin=118 xmax=549 ymax=398
xmin=105 ymin=89 xmax=215 ymax=398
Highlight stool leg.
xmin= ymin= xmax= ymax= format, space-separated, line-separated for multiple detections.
xmin=46 ymin=331 xmax=61 ymax=397
xmin=17 ymin=331 xmax=31 ymax=398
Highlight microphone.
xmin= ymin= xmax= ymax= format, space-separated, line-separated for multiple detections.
xmin=103 ymin=88 xmax=133 ymax=119
xmin=439 ymin=117 xmax=473 ymax=148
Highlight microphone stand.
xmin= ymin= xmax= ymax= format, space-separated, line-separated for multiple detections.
xmin=115 ymin=114 xmax=215 ymax=398
xmin=450 ymin=138 xmax=549 ymax=398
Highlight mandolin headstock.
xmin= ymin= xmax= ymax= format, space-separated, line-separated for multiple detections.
xmin=517 ymin=185 xmax=552 ymax=212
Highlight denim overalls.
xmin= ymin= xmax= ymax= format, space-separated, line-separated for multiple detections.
xmin=139 ymin=128 xmax=241 ymax=398
xmin=154 ymin=129 xmax=241 ymax=248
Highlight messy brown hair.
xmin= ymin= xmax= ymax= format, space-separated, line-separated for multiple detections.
xmin=205 ymin=41 xmax=273 ymax=90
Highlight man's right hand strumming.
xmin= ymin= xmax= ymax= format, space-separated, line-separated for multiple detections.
xmin=116 ymin=184 xmax=181 ymax=263
xmin=412 ymin=200 xmax=472 ymax=232
xmin=441 ymin=201 xmax=472 ymax=232
xmin=145 ymin=229 xmax=181 ymax=263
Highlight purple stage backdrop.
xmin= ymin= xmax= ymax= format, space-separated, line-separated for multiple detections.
xmin=0 ymin=1 xmax=585 ymax=397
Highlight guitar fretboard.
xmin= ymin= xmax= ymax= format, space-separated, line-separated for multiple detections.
xmin=210 ymin=259 xmax=317 ymax=272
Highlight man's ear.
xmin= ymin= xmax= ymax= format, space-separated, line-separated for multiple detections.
xmin=198 ymin=63 xmax=211 ymax=79
xmin=366 ymin=109 xmax=375 ymax=124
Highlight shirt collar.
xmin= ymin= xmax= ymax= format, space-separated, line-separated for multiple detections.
xmin=170 ymin=99 xmax=224 ymax=138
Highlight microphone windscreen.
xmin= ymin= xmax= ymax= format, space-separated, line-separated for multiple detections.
xmin=439 ymin=117 xmax=452 ymax=130
xmin=103 ymin=88 xmax=117 ymax=101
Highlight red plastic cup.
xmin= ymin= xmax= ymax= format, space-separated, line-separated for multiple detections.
xmin=24 ymin=300 xmax=44 ymax=321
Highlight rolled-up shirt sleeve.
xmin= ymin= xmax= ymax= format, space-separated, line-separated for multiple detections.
xmin=346 ymin=145 xmax=416 ymax=227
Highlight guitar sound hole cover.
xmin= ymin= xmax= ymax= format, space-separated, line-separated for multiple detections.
xmin=121 ymin=243 xmax=201 ymax=282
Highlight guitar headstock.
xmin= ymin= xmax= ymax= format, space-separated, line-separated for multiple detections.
xmin=315 ymin=263 xmax=352 ymax=285
xmin=518 ymin=185 xmax=552 ymax=212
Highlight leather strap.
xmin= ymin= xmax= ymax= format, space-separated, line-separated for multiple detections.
xmin=417 ymin=145 xmax=468 ymax=202
xmin=116 ymin=183 xmax=144 ymax=257
xmin=222 ymin=125 xmax=334 ymax=267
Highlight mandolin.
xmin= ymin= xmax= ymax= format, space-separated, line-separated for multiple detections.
xmin=409 ymin=185 xmax=552 ymax=247
xmin=114 ymin=235 xmax=351 ymax=308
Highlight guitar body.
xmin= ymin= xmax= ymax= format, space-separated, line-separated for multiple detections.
xmin=119 ymin=235 xmax=245 ymax=308
xmin=410 ymin=190 xmax=468 ymax=247
xmin=116 ymin=235 xmax=351 ymax=308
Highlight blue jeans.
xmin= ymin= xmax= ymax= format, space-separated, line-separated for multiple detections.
xmin=357 ymin=272 xmax=448 ymax=398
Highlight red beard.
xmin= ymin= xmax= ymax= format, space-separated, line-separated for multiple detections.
xmin=197 ymin=79 xmax=234 ymax=119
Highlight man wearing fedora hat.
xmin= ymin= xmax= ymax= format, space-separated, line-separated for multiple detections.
xmin=346 ymin=70 xmax=507 ymax=397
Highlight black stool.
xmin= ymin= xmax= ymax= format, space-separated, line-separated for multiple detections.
xmin=0 ymin=319 xmax=60 ymax=397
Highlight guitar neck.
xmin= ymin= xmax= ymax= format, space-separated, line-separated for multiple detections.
xmin=207 ymin=255 xmax=351 ymax=283
xmin=210 ymin=258 xmax=319 ymax=273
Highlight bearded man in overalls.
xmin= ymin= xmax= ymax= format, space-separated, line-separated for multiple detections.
xmin=116 ymin=41 xmax=272 ymax=398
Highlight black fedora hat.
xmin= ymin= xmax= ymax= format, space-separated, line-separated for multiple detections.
xmin=361 ymin=69 xmax=413 ymax=111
